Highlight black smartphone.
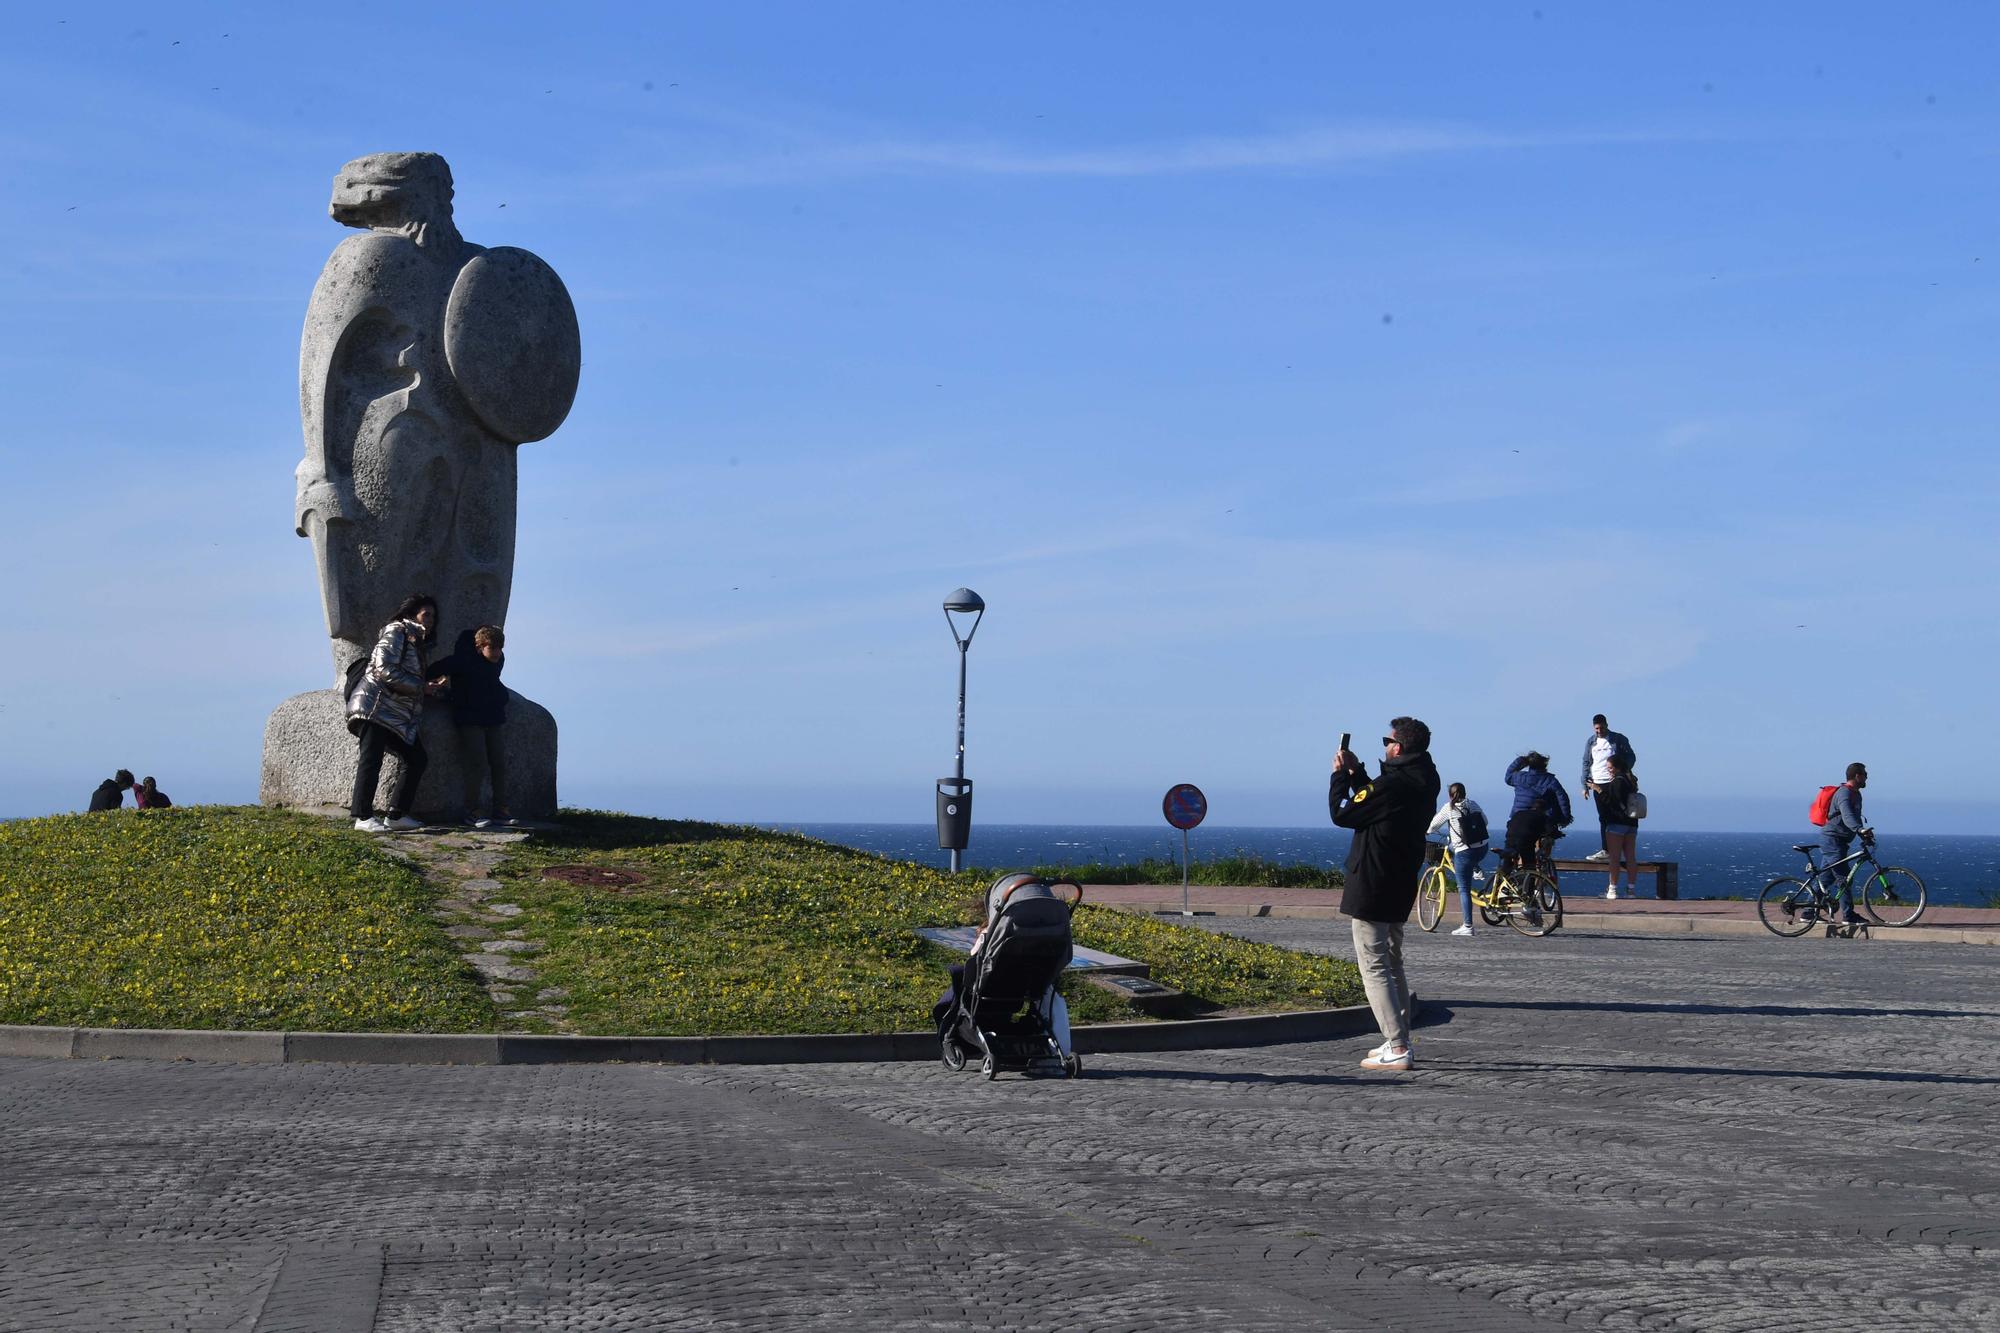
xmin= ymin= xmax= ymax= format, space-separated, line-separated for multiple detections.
xmin=1338 ymin=732 xmax=1351 ymax=754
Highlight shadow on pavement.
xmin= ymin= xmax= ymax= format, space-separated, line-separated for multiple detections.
xmin=1085 ymin=1067 xmax=1373 ymax=1087
xmin=1439 ymin=997 xmax=1999 ymax=1021
xmin=1436 ymin=1058 xmax=2000 ymax=1086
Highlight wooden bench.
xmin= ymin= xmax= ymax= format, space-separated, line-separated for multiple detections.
xmin=1429 ymin=843 xmax=1680 ymax=899
xmin=1550 ymin=859 xmax=1679 ymax=899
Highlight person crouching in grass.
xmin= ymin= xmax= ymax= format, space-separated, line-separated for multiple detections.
xmin=430 ymin=623 xmax=514 ymax=828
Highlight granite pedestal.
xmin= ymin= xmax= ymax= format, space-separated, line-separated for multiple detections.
xmin=260 ymin=689 xmax=556 ymax=822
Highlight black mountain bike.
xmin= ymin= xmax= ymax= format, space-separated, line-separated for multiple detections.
xmin=1756 ymin=836 xmax=1926 ymax=938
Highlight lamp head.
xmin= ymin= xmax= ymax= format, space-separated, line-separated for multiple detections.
xmin=943 ymin=587 xmax=985 ymax=647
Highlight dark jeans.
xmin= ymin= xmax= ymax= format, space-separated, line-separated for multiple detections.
xmin=458 ymin=723 xmax=508 ymax=815
xmin=1820 ymin=833 xmax=1855 ymax=912
xmin=1450 ymin=845 xmax=1487 ymax=927
xmin=351 ymin=723 xmax=427 ymax=820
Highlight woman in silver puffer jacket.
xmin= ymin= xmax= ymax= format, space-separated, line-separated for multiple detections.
xmin=348 ymin=593 xmax=443 ymax=831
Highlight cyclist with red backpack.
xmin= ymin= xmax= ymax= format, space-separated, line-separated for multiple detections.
xmin=1811 ymin=762 xmax=1871 ymax=925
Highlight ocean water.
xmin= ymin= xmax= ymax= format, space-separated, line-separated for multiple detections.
xmin=766 ymin=822 xmax=2000 ymax=910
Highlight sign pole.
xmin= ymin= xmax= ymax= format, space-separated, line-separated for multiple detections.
xmin=1181 ymin=827 xmax=1192 ymax=916
xmin=1161 ymin=783 xmax=1208 ymax=918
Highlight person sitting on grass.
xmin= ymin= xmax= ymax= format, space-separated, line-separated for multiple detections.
xmin=134 ymin=776 xmax=173 ymax=809
xmin=427 ymin=623 xmax=514 ymax=828
xmin=88 ymin=770 xmax=135 ymax=811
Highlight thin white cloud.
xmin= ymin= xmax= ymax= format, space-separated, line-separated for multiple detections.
xmin=606 ymin=121 xmax=1700 ymax=192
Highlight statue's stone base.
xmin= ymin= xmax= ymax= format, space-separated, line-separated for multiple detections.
xmin=261 ymin=689 xmax=557 ymax=821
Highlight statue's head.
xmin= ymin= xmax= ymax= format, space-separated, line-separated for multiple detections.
xmin=329 ymin=152 xmax=460 ymax=250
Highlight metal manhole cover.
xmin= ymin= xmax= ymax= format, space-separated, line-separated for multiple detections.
xmin=540 ymin=864 xmax=648 ymax=888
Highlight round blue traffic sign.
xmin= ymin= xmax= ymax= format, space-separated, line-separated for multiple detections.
xmin=1163 ymin=783 xmax=1207 ymax=831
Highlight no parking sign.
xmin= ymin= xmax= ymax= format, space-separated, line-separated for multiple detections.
xmin=1162 ymin=783 xmax=1207 ymax=830
xmin=1162 ymin=784 xmax=1207 ymax=915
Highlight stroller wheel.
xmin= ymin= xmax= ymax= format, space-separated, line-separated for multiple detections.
xmin=1064 ymin=1055 xmax=1083 ymax=1079
xmin=980 ymin=1054 xmax=997 ymax=1081
xmin=940 ymin=1036 xmax=967 ymax=1072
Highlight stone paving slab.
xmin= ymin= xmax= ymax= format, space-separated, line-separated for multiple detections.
xmin=1 ymin=924 xmax=1994 ymax=1330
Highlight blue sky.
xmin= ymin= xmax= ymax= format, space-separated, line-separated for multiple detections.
xmin=1 ymin=3 xmax=1995 ymax=831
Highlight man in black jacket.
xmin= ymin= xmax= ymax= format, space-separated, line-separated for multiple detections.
xmin=88 ymin=770 xmax=135 ymax=812
xmin=427 ymin=624 xmax=513 ymax=826
xmin=1330 ymin=717 xmax=1441 ymax=1071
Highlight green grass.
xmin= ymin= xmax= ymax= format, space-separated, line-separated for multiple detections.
xmin=1030 ymin=853 xmax=1343 ymax=889
xmin=0 ymin=807 xmax=1363 ymax=1037
xmin=0 ymin=807 xmax=491 ymax=1031
xmin=494 ymin=812 xmax=1363 ymax=1035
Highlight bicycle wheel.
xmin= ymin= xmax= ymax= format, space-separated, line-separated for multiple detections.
xmin=1532 ymin=875 xmax=1564 ymax=933
xmin=1416 ymin=865 xmax=1448 ymax=932
xmin=1756 ymin=877 xmax=1819 ymax=938
xmin=1859 ymin=866 xmax=1927 ymax=927
xmin=1503 ymin=870 xmax=1561 ymax=937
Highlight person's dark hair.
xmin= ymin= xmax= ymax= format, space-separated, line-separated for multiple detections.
xmin=1389 ymin=716 xmax=1430 ymax=754
xmin=473 ymin=624 xmax=505 ymax=651
xmin=1522 ymin=751 xmax=1549 ymax=772
xmin=1592 ymin=713 xmax=1608 ymax=727
xmin=114 ymin=769 xmax=135 ymax=787
xmin=1448 ymin=782 xmax=1466 ymax=802
xmin=140 ymin=776 xmax=157 ymax=792
xmin=1846 ymin=761 xmax=1867 ymax=781
xmin=394 ymin=593 xmax=438 ymax=623
xmin=1609 ymin=757 xmax=1630 ymax=777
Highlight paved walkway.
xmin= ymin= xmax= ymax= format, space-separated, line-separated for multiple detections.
xmin=1085 ymin=882 xmax=2000 ymax=940
xmin=2 ymin=924 xmax=1995 ymax=1331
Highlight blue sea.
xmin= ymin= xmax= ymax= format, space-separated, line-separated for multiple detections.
xmin=765 ymin=823 xmax=2000 ymax=910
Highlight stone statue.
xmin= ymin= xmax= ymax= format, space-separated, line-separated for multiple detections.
xmin=263 ymin=152 xmax=580 ymax=819
xmin=295 ymin=150 xmax=580 ymax=678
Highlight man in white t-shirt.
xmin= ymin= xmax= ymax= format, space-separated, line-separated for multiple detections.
xmin=1581 ymin=714 xmax=1636 ymax=792
xmin=1580 ymin=714 xmax=1637 ymax=862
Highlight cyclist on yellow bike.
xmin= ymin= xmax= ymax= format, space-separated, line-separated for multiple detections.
xmin=1424 ymin=782 xmax=1490 ymax=936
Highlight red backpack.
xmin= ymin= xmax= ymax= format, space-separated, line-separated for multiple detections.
xmin=1808 ymin=784 xmax=1840 ymax=826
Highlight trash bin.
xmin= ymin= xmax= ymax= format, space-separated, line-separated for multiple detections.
xmin=936 ymin=777 xmax=973 ymax=850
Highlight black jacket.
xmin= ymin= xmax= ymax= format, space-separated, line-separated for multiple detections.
xmin=87 ymin=779 xmax=126 ymax=812
xmin=429 ymin=630 xmax=509 ymax=727
xmin=1330 ymin=750 xmax=1442 ymax=923
xmin=1591 ymin=773 xmax=1639 ymax=826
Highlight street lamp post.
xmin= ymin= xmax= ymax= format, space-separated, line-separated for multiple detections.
xmin=937 ymin=588 xmax=985 ymax=873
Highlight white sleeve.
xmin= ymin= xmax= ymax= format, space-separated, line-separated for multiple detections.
xmin=1427 ymin=805 xmax=1451 ymax=836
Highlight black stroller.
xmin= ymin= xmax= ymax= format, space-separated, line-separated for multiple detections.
xmin=939 ymin=873 xmax=1084 ymax=1080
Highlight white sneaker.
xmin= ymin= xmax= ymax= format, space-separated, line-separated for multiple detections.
xmin=1450 ymin=924 xmax=1475 ymax=937
xmin=354 ymin=817 xmax=389 ymax=833
xmin=1605 ymin=887 xmax=1620 ymax=900
xmin=1360 ymin=1046 xmax=1413 ymax=1071
xmin=386 ymin=815 xmax=425 ymax=831
xmin=1584 ymin=849 xmax=1610 ymax=862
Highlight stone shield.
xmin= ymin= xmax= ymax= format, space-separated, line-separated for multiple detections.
xmin=443 ymin=246 xmax=582 ymax=444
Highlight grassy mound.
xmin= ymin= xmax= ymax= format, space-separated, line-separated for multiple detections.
xmin=0 ymin=807 xmax=489 ymax=1031
xmin=494 ymin=813 xmax=1363 ymax=1035
xmin=0 ymin=807 xmax=1363 ymax=1037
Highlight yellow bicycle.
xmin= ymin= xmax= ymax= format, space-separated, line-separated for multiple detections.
xmin=1417 ymin=848 xmax=1564 ymax=937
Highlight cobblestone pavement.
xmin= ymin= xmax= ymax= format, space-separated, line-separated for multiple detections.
xmin=2 ymin=924 xmax=1994 ymax=1331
